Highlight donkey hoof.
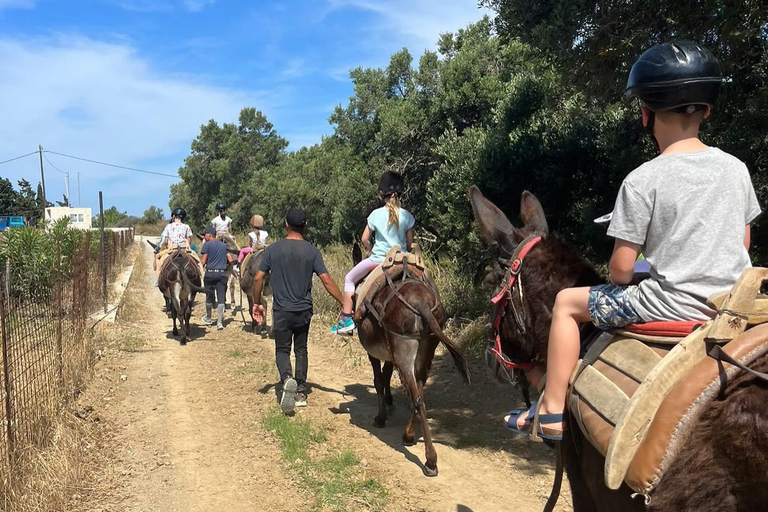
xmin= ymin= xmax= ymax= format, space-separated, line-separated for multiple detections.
xmin=373 ymin=417 xmax=386 ymax=428
xmin=180 ymin=339 xmax=187 ymax=346
xmin=423 ymin=465 xmax=438 ymax=477
xmin=173 ymin=328 xmax=179 ymax=336
xmin=402 ymin=434 xmax=416 ymax=446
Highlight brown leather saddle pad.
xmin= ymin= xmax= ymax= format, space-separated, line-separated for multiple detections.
xmin=568 ymin=267 xmax=768 ymax=494
xmin=353 ymin=245 xmax=433 ymax=322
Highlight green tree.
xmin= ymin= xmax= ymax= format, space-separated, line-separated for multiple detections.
xmin=175 ymin=107 xmax=288 ymax=229
xmin=93 ymin=206 xmax=128 ymax=227
xmin=141 ymin=205 xmax=165 ymax=224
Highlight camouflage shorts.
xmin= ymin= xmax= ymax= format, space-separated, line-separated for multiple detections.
xmin=587 ymin=284 xmax=643 ymax=329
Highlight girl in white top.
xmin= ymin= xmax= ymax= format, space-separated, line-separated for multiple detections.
xmin=237 ymin=214 xmax=269 ymax=266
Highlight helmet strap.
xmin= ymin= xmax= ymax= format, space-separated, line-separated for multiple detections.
xmin=644 ymin=110 xmax=660 ymax=154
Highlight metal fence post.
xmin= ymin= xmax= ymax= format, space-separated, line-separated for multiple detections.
xmin=0 ymin=275 xmax=14 ymax=467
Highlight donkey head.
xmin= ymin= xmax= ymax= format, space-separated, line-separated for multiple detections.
xmin=469 ymin=185 xmax=601 ymax=386
xmin=468 ymin=185 xmax=553 ymax=384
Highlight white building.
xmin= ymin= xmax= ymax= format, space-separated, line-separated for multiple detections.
xmin=44 ymin=207 xmax=92 ymax=230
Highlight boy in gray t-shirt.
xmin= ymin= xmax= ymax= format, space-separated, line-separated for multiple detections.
xmin=507 ymin=42 xmax=761 ymax=442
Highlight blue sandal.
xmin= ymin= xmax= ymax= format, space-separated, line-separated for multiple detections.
xmin=504 ymin=407 xmax=535 ymax=435
xmin=534 ymin=413 xmax=567 ymax=442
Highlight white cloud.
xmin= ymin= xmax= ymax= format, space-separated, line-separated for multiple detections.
xmin=107 ymin=0 xmax=173 ymax=12
xmin=0 ymin=0 xmax=34 ymax=10
xmin=0 ymin=35 xmax=274 ymax=214
xmin=326 ymin=0 xmax=490 ymax=52
xmin=183 ymin=0 xmax=216 ymax=12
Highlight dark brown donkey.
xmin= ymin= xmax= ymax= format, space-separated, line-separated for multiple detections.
xmin=156 ymin=246 xmax=205 ymax=345
xmin=239 ymin=248 xmax=270 ymax=334
xmin=469 ymin=185 xmax=768 ymax=512
xmin=352 ymin=245 xmax=470 ymax=476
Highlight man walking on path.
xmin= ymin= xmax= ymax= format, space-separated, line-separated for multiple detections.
xmin=200 ymin=227 xmax=234 ymax=330
xmin=252 ymin=208 xmax=343 ymax=414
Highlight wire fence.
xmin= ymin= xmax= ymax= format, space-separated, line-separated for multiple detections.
xmin=0 ymin=227 xmax=134 ymax=478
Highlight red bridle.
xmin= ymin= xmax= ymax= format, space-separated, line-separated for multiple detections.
xmin=489 ymin=235 xmax=542 ymax=371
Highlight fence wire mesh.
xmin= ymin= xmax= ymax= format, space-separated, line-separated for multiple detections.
xmin=0 ymin=227 xmax=134 ymax=474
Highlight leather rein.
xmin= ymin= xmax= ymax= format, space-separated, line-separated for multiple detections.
xmin=363 ymin=259 xmax=440 ymax=340
xmin=489 ymin=235 xmax=543 ymax=371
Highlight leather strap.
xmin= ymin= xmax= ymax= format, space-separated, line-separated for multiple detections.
xmin=707 ymin=342 xmax=768 ymax=382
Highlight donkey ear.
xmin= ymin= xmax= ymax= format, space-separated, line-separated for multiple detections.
xmin=519 ymin=190 xmax=549 ymax=235
xmin=468 ymin=185 xmax=519 ymax=256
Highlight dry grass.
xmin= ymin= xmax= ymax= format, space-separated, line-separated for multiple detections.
xmin=0 ymin=242 xmax=142 ymax=512
xmin=0 ymin=379 xmax=107 ymax=512
xmin=118 ymin=246 xmax=149 ymax=323
xmin=133 ymin=222 xmax=165 ymax=237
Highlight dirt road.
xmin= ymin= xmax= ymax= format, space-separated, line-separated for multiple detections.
xmin=80 ymin=242 xmax=571 ymax=512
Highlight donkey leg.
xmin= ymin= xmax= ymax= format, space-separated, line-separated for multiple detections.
xmin=399 ymin=369 xmax=437 ymax=476
xmin=171 ymin=307 xmax=179 ymax=336
xmin=369 ymin=355 xmax=388 ymax=428
xmin=383 ymin=361 xmax=394 ymax=412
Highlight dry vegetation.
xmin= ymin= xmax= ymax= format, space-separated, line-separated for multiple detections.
xmin=0 ymin=243 xmax=141 ymax=512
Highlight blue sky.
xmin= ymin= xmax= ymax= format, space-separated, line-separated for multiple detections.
xmin=0 ymin=0 xmax=489 ymax=217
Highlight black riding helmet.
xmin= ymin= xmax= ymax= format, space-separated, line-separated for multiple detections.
xmin=215 ymin=202 xmax=227 ymax=212
xmin=171 ymin=207 xmax=187 ymax=221
xmin=625 ymin=41 xmax=722 ymax=112
xmin=378 ymin=171 xmax=404 ymax=196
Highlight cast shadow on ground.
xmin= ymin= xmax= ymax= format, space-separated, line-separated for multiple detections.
xmin=327 ymin=351 xmax=555 ymax=477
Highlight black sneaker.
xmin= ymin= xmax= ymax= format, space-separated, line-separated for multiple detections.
xmin=280 ymin=378 xmax=297 ymax=414
xmin=295 ymin=392 xmax=307 ymax=407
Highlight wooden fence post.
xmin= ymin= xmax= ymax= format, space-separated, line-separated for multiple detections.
xmin=55 ymin=237 xmax=63 ymax=396
xmin=99 ymin=192 xmax=107 ymax=314
xmin=0 ymin=273 xmax=14 ymax=467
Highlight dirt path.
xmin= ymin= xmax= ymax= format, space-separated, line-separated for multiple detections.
xmin=80 ymin=242 xmax=572 ymax=512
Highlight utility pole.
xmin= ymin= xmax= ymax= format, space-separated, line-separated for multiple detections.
xmin=38 ymin=145 xmax=47 ymax=205
xmin=64 ymin=174 xmax=70 ymax=207
xmin=77 ymin=172 xmax=81 ymax=207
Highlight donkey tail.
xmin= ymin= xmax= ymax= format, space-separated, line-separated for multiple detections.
xmin=180 ymin=267 xmax=207 ymax=294
xmin=417 ymin=302 xmax=471 ymax=386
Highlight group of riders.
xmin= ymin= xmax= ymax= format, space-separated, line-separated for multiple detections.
xmin=152 ymin=40 xmax=761 ymax=446
xmin=151 ymin=171 xmax=414 ymax=335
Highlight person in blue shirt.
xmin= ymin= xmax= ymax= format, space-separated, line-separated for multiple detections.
xmin=330 ymin=172 xmax=415 ymax=334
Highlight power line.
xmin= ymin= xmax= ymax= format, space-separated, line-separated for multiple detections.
xmin=0 ymin=151 xmax=37 ymax=167
xmin=44 ymin=150 xmax=178 ymax=178
xmin=42 ymin=153 xmax=68 ymax=176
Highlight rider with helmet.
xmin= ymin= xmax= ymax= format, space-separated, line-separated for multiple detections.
xmin=210 ymin=202 xmax=239 ymax=250
xmin=235 ymin=214 xmax=269 ymax=273
xmin=330 ymin=171 xmax=415 ymax=335
xmin=154 ymin=207 xmax=195 ymax=284
xmin=505 ymin=41 xmax=761 ymax=442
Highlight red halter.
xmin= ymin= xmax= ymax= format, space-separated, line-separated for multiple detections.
xmin=489 ymin=235 xmax=542 ymax=371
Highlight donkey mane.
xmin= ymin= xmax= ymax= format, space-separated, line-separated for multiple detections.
xmin=503 ymin=236 xmax=602 ymax=362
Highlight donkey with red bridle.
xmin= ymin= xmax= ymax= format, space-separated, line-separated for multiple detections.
xmin=470 ymin=185 xmax=768 ymax=512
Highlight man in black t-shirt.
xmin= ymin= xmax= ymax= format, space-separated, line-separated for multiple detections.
xmin=200 ymin=227 xmax=234 ymax=330
xmin=252 ymin=208 xmax=343 ymax=414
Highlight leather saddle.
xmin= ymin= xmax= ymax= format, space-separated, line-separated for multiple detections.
xmin=567 ymin=267 xmax=768 ymax=495
xmin=353 ymin=244 xmax=434 ymax=323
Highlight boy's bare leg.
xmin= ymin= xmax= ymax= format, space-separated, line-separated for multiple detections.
xmin=518 ymin=286 xmax=591 ymax=431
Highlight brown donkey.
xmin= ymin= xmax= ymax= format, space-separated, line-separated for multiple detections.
xmin=239 ymin=248 xmax=270 ymax=335
xmin=156 ymin=246 xmax=205 ymax=345
xmin=469 ymin=185 xmax=768 ymax=512
xmin=353 ymin=245 xmax=470 ymax=476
